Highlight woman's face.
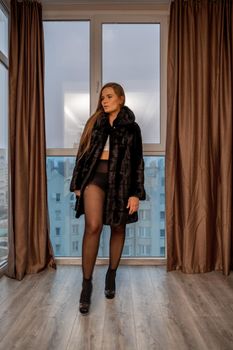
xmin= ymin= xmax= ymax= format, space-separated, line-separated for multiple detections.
xmin=101 ymin=87 xmax=123 ymax=115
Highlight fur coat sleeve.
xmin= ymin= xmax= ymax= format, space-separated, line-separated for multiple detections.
xmin=69 ymin=150 xmax=86 ymax=192
xmin=128 ymin=123 xmax=146 ymax=200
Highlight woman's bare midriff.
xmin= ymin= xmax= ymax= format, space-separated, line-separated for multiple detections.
xmin=100 ymin=150 xmax=109 ymax=160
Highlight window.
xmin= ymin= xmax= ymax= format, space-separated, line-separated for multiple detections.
xmin=72 ymin=224 xmax=79 ymax=234
xmin=0 ymin=3 xmax=9 ymax=267
xmin=102 ymin=23 xmax=160 ymax=144
xmin=47 ymin=156 xmax=165 ymax=257
xmin=160 ymin=229 xmax=165 ymax=238
xmin=55 ymin=210 xmax=61 ymax=220
xmin=123 ymin=244 xmax=132 ymax=256
xmin=161 ymin=177 xmax=165 ymax=187
xmin=160 ymin=246 xmax=165 ymax=256
xmin=139 ymin=227 xmax=151 ymax=238
xmin=0 ymin=7 xmax=8 ymax=57
xmin=160 ymin=211 xmax=165 ymax=220
xmin=126 ymin=226 xmax=135 ymax=238
xmin=43 ymin=21 xmax=90 ymax=148
xmin=56 ymin=193 xmax=61 ymax=202
xmin=55 ymin=244 xmax=61 ymax=254
xmin=55 ymin=227 xmax=61 ymax=236
xmin=139 ymin=209 xmax=151 ymax=221
xmin=138 ymin=244 xmax=151 ymax=256
xmin=44 ymin=11 xmax=168 ymax=258
xmin=72 ymin=241 xmax=78 ymax=251
xmin=160 ymin=193 xmax=165 ymax=205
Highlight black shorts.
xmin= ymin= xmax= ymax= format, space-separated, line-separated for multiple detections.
xmin=87 ymin=159 xmax=108 ymax=192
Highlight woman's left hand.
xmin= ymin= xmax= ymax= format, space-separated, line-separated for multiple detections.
xmin=127 ymin=196 xmax=139 ymax=215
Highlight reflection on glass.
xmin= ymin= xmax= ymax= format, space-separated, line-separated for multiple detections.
xmin=46 ymin=156 xmax=165 ymax=257
xmin=102 ymin=23 xmax=160 ymax=144
xmin=0 ymin=8 xmax=8 ymax=58
xmin=43 ymin=21 xmax=90 ymax=148
xmin=0 ymin=63 xmax=8 ymax=265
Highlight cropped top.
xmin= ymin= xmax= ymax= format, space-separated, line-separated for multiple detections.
xmin=103 ymin=135 xmax=109 ymax=151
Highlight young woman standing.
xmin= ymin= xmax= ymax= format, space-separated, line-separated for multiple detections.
xmin=70 ymin=82 xmax=145 ymax=315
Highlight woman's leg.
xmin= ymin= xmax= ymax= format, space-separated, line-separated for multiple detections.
xmin=79 ymin=183 xmax=106 ymax=314
xmin=82 ymin=183 xmax=106 ymax=279
xmin=105 ymin=223 xmax=126 ymax=299
xmin=109 ymin=223 xmax=126 ymax=269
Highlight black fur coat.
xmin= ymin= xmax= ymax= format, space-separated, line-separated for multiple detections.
xmin=70 ymin=105 xmax=146 ymax=226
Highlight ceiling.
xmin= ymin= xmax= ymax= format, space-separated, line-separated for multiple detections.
xmin=3 ymin=0 xmax=170 ymax=11
xmin=4 ymin=0 xmax=170 ymax=5
xmin=40 ymin=0 xmax=170 ymax=3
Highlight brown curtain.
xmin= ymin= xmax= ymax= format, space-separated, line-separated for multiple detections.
xmin=166 ymin=0 xmax=233 ymax=275
xmin=5 ymin=0 xmax=56 ymax=281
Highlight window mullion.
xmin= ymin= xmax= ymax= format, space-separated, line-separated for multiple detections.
xmin=90 ymin=15 xmax=102 ymax=115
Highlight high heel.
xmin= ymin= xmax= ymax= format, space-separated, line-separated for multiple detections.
xmin=105 ymin=267 xmax=116 ymax=299
xmin=79 ymin=277 xmax=93 ymax=315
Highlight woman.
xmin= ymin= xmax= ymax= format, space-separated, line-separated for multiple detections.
xmin=70 ymin=82 xmax=145 ymax=315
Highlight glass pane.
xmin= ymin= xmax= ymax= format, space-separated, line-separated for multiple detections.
xmin=0 ymin=8 xmax=8 ymax=58
xmin=0 ymin=63 xmax=8 ymax=265
xmin=102 ymin=23 xmax=160 ymax=144
xmin=44 ymin=21 xmax=90 ymax=148
xmin=47 ymin=156 xmax=165 ymax=257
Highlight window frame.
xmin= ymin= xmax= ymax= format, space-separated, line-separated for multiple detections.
xmin=44 ymin=12 xmax=168 ymax=156
xmin=0 ymin=1 xmax=9 ymax=67
xmin=0 ymin=0 xmax=9 ymax=274
xmin=43 ymin=8 xmax=168 ymax=265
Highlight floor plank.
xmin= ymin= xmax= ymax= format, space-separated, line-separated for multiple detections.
xmin=101 ymin=266 xmax=137 ymax=350
xmin=66 ymin=266 xmax=106 ymax=350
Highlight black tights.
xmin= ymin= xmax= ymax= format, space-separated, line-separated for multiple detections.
xmin=81 ymin=183 xmax=126 ymax=280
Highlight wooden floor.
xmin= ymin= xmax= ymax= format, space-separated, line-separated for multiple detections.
xmin=0 ymin=266 xmax=233 ymax=350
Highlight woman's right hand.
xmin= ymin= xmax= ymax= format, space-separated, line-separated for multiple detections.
xmin=74 ymin=189 xmax=81 ymax=197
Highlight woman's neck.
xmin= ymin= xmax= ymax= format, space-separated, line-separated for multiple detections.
xmin=108 ymin=109 xmax=120 ymax=126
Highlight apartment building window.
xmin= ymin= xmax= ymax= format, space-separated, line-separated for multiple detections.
xmin=55 ymin=244 xmax=61 ymax=254
xmin=160 ymin=229 xmax=165 ymax=238
xmin=44 ymin=12 xmax=167 ymax=258
xmin=138 ymin=244 xmax=151 ymax=256
xmin=139 ymin=227 xmax=151 ymax=238
xmin=139 ymin=209 xmax=151 ymax=221
xmin=160 ymin=211 xmax=165 ymax=220
xmin=160 ymin=246 xmax=165 ymax=256
xmin=123 ymin=244 xmax=132 ymax=256
xmin=70 ymin=206 xmax=76 ymax=219
xmin=161 ymin=177 xmax=165 ymax=187
xmin=160 ymin=193 xmax=165 ymax=205
xmin=56 ymin=193 xmax=61 ymax=202
xmin=72 ymin=224 xmax=79 ymax=234
xmin=55 ymin=210 xmax=61 ymax=220
xmin=126 ymin=226 xmax=135 ymax=238
xmin=55 ymin=227 xmax=61 ymax=236
xmin=72 ymin=241 xmax=79 ymax=251
xmin=0 ymin=3 xmax=9 ymax=268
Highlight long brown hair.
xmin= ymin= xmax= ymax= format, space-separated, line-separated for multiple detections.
xmin=77 ymin=82 xmax=125 ymax=159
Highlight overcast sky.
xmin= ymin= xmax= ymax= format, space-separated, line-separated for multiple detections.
xmin=44 ymin=21 xmax=160 ymax=148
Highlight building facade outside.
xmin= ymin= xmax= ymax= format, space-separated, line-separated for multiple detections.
xmin=47 ymin=156 xmax=165 ymax=258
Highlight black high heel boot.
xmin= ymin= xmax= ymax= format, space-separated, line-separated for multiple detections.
xmin=105 ymin=267 xmax=116 ymax=299
xmin=79 ymin=277 xmax=93 ymax=315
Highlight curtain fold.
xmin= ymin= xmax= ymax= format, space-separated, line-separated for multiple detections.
xmin=5 ymin=0 xmax=56 ymax=281
xmin=166 ymin=0 xmax=233 ymax=275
